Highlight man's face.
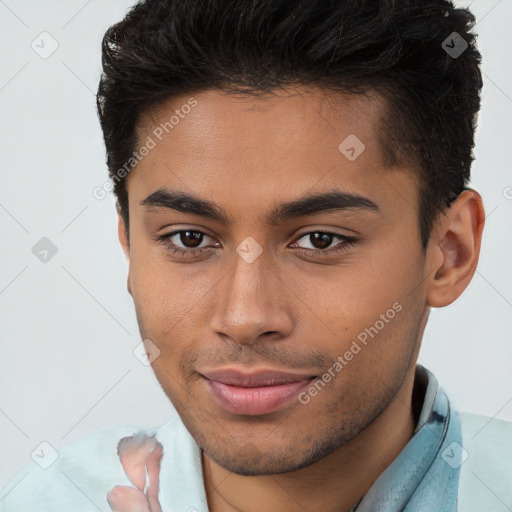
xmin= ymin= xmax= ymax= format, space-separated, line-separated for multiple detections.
xmin=122 ymin=86 xmax=431 ymax=475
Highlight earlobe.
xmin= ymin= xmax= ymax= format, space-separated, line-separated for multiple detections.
xmin=426 ymin=189 xmax=485 ymax=308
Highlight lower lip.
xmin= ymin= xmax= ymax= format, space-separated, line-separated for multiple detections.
xmin=201 ymin=376 xmax=315 ymax=415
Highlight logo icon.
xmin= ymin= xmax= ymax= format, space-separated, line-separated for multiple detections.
xmin=442 ymin=32 xmax=468 ymax=59
xmin=441 ymin=441 xmax=469 ymax=469
xmin=31 ymin=32 xmax=59 ymax=59
xmin=338 ymin=134 xmax=366 ymax=161
xmin=32 ymin=237 xmax=58 ymax=263
xmin=31 ymin=441 xmax=59 ymax=469
xmin=236 ymin=237 xmax=263 ymax=264
xmin=133 ymin=339 xmax=161 ymax=366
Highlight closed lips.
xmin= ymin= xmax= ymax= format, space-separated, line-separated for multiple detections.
xmin=198 ymin=368 xmax=317 ymax=387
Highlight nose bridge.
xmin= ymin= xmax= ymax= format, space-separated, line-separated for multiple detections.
xmin=211 ymin=243 xmax=291 ymax=344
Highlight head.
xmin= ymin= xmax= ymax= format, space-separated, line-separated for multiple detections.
xmin=97 ymin=0 xmax=485 ymax=475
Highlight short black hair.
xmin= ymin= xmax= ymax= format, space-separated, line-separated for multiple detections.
xmin=97 ymin=0 xmax=483 ymax=249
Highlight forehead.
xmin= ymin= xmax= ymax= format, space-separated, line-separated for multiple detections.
xmin=130 ymin=86 xmax=418 ymax=219
xmin=137 ymin=85 xmax=385 ymax=156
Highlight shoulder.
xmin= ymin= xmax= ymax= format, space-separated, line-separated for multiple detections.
xmin=0 ymin=418 xmax=181 ymax=512
xmin=457 ymin=411 xmax=512 ymax=511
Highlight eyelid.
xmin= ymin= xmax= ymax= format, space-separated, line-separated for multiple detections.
xmin=157 ymin=224 xmax=216 ymax=238
xmin=158 ymin=222 xmax=216 ymax=237
xmin=159 ymin=225 xmax=356 ymax=242
xmin=163 ymin=228 xmax=217 ymax=248
xmin=291 ymin=223 xmax=362 ymax=238
xmin=155 ymin=227 xmax=358 ymax=260
xmin=291 ymin=230 xmax=357 ymax=251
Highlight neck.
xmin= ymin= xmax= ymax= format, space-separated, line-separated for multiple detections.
xmin=202 ymin=366 xmax=418 ymax=512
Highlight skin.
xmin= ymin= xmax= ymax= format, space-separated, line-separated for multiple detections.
xmin=116 ymin=85 xmax=485 ymax=512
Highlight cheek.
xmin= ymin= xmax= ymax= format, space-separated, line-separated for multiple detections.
xmin=129 ymin=252 xmax=206 ymax=324
xmin=128 ymin=254 xmax=215 ymax=372
xmin=298 ymin=249 xmax=417 ymax=323
xmin=297 ymin=244 xmax=423 ymax=370
xmin=315 ymin=301 xmax=420 ymax=419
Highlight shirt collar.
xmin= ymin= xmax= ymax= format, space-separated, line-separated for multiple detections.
xmin=350 ymin=364 xmax=462 ymax=512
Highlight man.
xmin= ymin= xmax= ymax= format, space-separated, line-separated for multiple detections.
xmin=1 ymin=0 xmax=511 ymax=511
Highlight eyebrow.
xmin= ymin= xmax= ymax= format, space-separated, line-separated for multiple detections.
xmin=140 ymin=187 xmax=380 ymax=225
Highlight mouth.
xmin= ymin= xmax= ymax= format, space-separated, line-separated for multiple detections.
xmin=198 ymin=368 xmax=317 ymax=416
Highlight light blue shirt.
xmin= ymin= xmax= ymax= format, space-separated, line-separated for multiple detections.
xmin=351 ymin=364 xmax=462 ymax=511
xmin=1 ymin=365 xmax=511 ymax=511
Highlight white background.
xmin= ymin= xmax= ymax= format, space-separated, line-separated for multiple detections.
xmin=1 ymin=0 xmax=511 ymax=492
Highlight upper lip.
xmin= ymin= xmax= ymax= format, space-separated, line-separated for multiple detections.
xmin=199 ymin=368 xmax=316 ymax=387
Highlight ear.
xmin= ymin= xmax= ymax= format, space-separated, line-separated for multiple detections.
xmin=426 ymin=188 xmax=485 ymax=308
xmin=116 ymin=203 xmax=134 ymax=297
xmin=117 ymin=202 xmax=130 ymax=260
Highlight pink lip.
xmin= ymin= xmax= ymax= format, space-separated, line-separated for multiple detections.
xmin=199 ymin=368 xmax=316 ymax=415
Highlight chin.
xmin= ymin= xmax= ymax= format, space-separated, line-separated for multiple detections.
xmin=201 ymin=429 xmax=352 ymax=476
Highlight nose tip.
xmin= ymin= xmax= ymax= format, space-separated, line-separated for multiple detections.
xmin=210 ymin=249 xmax=294 ymax=345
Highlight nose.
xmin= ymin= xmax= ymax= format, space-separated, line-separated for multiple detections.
xmin=210 ymin=248 xmax=294 ymax=346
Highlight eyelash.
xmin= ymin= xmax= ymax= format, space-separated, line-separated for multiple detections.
xmin=155 ymin=229 xmax=357 ymax=258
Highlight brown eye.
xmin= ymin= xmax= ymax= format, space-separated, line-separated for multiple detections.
xmin=178 ymin=230 xmax=204 ymax=248
xmin=309 ymin=232 xmax=334 ymax=250
xmin=155 ymin=228 xmax=219 ymax=258
xmin=291 ymin=231 xmax=357 ymax=255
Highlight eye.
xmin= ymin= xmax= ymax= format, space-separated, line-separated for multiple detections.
xmin=155 ymin=229 xmax=219 ymax=257
xmin=290 ymin=231 xmax=357 ymax=254
xmin=154 ymin=228 xmax=357 ymax=259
